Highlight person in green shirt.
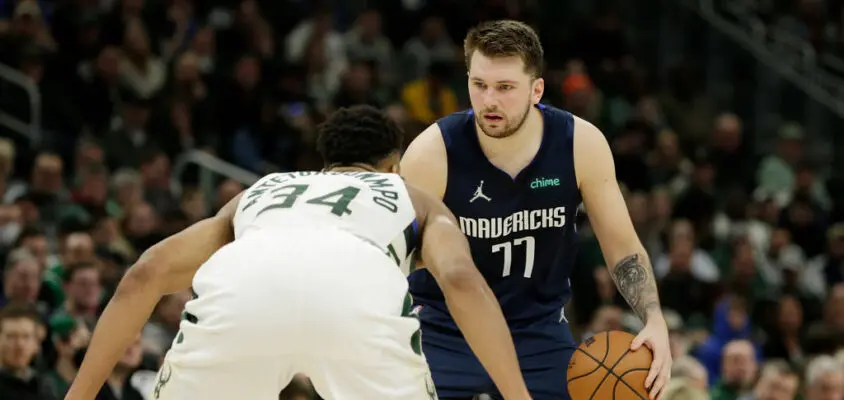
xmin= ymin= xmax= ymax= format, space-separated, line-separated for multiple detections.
xmin=43 ymin=315 xmax=90 ymax=398
xmin=710 ymin=340 xmax=759 ymax=400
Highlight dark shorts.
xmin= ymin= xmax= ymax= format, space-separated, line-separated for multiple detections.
xmin=419 ymin=309 xmax=577 ymax=400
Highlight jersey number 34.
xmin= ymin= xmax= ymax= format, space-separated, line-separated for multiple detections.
xmin=258 ymin=184 xmax=360 ymax=217
xmin=491 ymin=236 xmax=535 ymax=278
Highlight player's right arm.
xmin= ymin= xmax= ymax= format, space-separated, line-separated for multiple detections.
xmin=407 ymin=185 xmax=531 ymax=400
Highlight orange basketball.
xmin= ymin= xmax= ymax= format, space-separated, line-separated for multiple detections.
xmin=567 ymin=330 xmax=653 ymax=400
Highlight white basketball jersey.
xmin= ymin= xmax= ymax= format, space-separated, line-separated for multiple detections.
xmin=233 ymin=171 xmax=418 ymax=275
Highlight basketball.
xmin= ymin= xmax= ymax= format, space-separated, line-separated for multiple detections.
xmin=567 ymin=330 xmax=653 ymax=400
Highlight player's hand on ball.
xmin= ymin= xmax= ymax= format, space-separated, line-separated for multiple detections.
xmin=631 ymin=317 xmax=672 ymax=400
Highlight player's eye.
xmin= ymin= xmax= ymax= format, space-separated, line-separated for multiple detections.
xmin=498 ymin=85 xmax=513 ymax=91
xmin=473 ymin=82 xmax=487 ymax=90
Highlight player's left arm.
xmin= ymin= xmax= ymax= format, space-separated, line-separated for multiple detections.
xmin=573 ymin=118 xmax=671 ymax=400
xmin=65 ymin=193 xmax=242 ymax=400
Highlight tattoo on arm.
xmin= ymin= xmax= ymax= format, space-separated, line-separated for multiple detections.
xmin=610 ymin=253 xmax=661 ymax=323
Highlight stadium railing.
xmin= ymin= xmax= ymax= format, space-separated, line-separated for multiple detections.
xmin=691 ymin=0 xmax=844 ymax=119
xmin=170 ymin=149 xmax=259 ymax=207
xmin=0 ymin=62 xmax=41 ymax=148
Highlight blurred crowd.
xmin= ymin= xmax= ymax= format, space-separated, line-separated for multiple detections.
xmin=724 ymin=0 xmax=844 ymax=75
xmin=0 ymin=0 xmax=842 ymax=399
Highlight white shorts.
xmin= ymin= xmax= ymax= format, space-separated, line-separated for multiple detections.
xmin=151 ymin=227 xmax=436 ymax=400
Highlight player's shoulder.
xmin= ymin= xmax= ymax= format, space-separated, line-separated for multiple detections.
xmin=402 ymin=124 xmax=448 ymax=199
xmin=569 ymin=115 xmax=613 ymax=187
xmin=570 ymin=115 xmax=609 ymax=152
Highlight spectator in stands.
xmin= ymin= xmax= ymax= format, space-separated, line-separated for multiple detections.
xmin=5 ymin=151 xmax=67 ymax=206
xmin=401 ymin=15 xmax=455 ymax=83
xmin=138 ymin=150 xmax=176 ymax=213
xmin=344 ymin=9 xmax=395 ymax=88
xmin=1 ymin=249 xmax=46 ymax=314
xmin=142 ymin=289 xmax=191 ymax=359
xmin=215 ymin=179 xmax=243 ymax=212
xmin=15 ymin=226 xmax=48 ymax=271
xmin=121 ymin=201 xmax=160 ymax=253
xmin=76 ymin=46 xmax=122 ymax=136
xmin=94 ymin=334 xmax=147 ymax=400
xmin=109 ymin=168 xmax=144 ymax=219
xmin=334 ymin=61 xmax=381 ymax=109
xmin=807 ymin=284 xmax=844 ymax=351
xmin=61 ymin=163 xmax=109 ymax=225
xmin=189 ymin=27 xmax=216 ymax=77
xmin=286 ymin=8 xmax=347 ymax=111
xmin=739 ymin=360 xmax=799 ymax=400
xmin=648 ymin=129 xmax=692 ymax=197
xmin=0 ymin=138 xmax=16 ymax=192
xmin=662 ymin=378 xmax=709 ymax=400
xmin=803 ymin=355 xmax=844 ymax=400
xmin=51 ymin=262 xmax=102 ymax=330
xmin=658 ymin=231 xmax=719 ymax=321
xmin=401 ymin=60 xmax=458 ymax=125
xmin=103 ymin=93 xmax=156 ymax=170
xmin=582 ymin=305 xmax=623 ymax=340
xmin=0 ymin=203 xmax=24 ymax=251
xmin=0 ymin=303 xmax=55 ymax=399
xmin=804 ymin=224 xmax=844 ymax=297
xmin=710 ymin=113 xmax=753 ymax=191
xmin=671 ymin=356 xmax=709 ymax=390
xmin=762 ymin=294 xmax=807 ymax=368
xmin=43 ymin=316 xmax=90 ymax=398
xmin=3 ymin=1 xmax=56 ymax=55
xmin=708 ymin=339 xmax=759 ymax=400
xmin=118 ymin=18 xmax=165 ymax=99
xmin=662 ymin=219 xmax=720 ymax=280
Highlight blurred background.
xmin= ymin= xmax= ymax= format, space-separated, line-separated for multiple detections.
xmin=0 ymin=0 xmax=843 ymax=399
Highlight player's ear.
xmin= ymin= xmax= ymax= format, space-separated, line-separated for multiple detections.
xmin=532 ymin=77 xmax=545 ymax=105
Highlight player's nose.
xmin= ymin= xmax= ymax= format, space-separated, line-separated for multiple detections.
xmin=482 ymin=90 xmax=499 ymax=109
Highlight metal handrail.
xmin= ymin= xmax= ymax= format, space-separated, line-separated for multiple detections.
xmin=715 ymin=0 xmax=844 ymax=94
xmin=170 ymin=150 xmax=259 ymax=199
xmin=0 ymin=62 xmax=41 ymax=147
xmin=694 ymin=0 xmax=844 ymax=118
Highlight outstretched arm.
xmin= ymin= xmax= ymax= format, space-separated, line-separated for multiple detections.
xmin=573 ymin=118 xmax=670 ymax=400
xmin=408 ymin=185 xmax=530 ymax=400
xmin=65 ymin=194 xmax=242 ymax=400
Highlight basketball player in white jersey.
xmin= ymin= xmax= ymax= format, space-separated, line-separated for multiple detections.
xmin=64 ymin=105 xmax=531 ymax=400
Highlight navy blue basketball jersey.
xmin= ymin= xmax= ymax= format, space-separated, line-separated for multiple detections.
xmin=408 ymin=104 xmax=582 ymax=329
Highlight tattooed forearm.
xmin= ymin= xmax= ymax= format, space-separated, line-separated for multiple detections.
xmin=610 ymin=253 xmax=661 ymax=323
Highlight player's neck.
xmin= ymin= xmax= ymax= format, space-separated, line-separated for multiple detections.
xmin=325 ymin=163 xmax=378 ymax=173
xmin=476 ymin=106 xmax=543 ymax=159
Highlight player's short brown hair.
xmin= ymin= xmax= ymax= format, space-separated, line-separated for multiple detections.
xmin=463 ymin=20 xmax=544 ymax=78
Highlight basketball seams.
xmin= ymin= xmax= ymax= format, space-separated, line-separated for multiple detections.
xmin=611 ymin=368 xmax=651 ymax=400
xmin=587 ymin=348 xmax=630 ymax=400
xmin=567 ymin=348 xmax=608 ymax=382
xmin=574 ymin=343 xmax=652 ymax=400
xmin=568 ymin=331 xmax=613 ymax=382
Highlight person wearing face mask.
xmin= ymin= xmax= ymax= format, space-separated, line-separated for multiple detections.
xmin=0 ymin=204 xmax=24 ymax=250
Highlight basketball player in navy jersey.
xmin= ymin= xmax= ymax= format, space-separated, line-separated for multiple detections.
xmin=402 ymin=20 xmax=672 ymax=400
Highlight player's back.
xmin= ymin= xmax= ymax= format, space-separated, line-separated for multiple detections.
xmin=408 ymin=105 xmax=582 ymax=328
xmin=170 ymin=170 xmax=436 ymax=399
xmin=233 ymin=171 xmax=419 ymax=275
